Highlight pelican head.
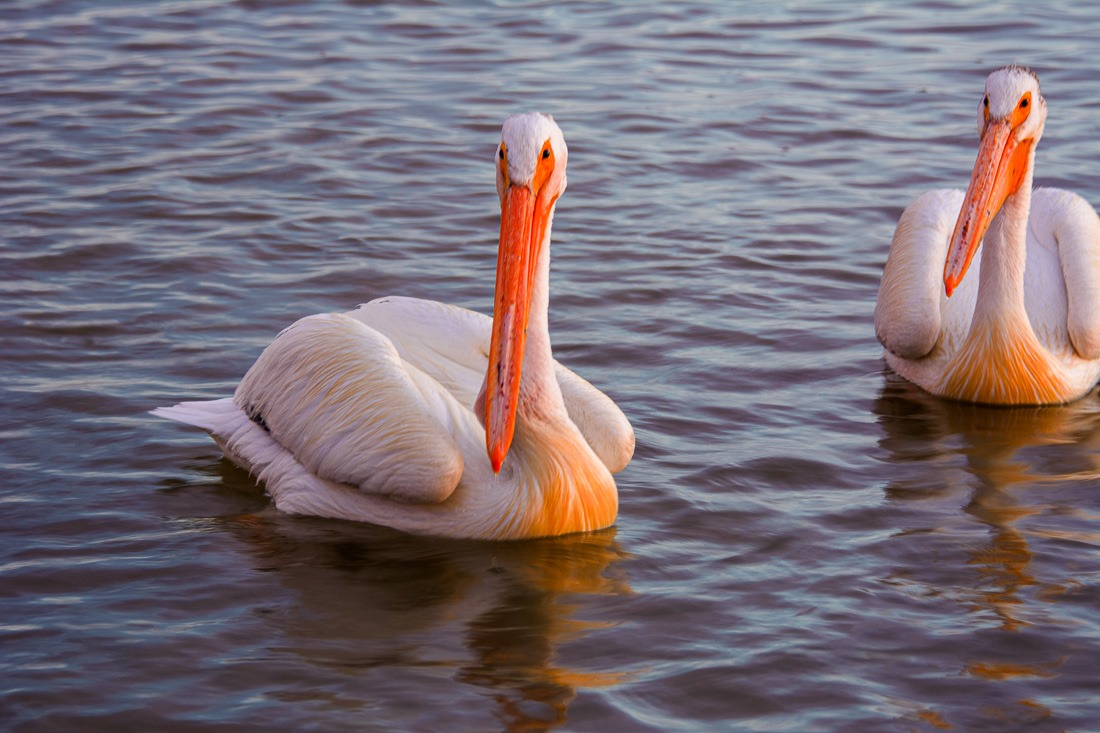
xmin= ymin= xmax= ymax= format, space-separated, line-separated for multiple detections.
xmin=943 ymin=66 xmax=1047 ymax=296
xmin=483 ymin=113 xmax=568 ymax=473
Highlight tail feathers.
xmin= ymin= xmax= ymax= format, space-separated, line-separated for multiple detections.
xmin=154 ymin=396 xmax=341 ymax=510
xmin=151 ymin=397 xmax=241 ymax=433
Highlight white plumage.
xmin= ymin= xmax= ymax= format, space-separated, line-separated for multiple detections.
xmin=156 ymin=114 xmax=634 ymax=540
xmin=875 ymin=66 xmax=1100 ymax=404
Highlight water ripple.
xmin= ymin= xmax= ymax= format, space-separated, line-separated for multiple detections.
xmin=2 ymin=1 xmax=1100 ymax=731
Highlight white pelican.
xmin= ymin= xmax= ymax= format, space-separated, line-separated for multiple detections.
xmin=875 ymin=65 xmax=1100 ymax=405
xmin=154 ymin=112 xmax=634 ymax=540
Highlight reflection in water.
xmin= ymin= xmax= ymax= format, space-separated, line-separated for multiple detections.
xmin=873 ymin=376 xmax=1100 ymax=726
xmin=219 ymin=488 xmax=631 ymax=732
xmin=874 ymin=375 xmax=1100 ymax=631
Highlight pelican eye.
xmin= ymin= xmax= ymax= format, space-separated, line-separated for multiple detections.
xmin=498 ymin=147 xmax=505 ymax=160
xmin=983 ymin=95 xmax=989 ymax=107
xmin=1008 ymin=91 xmax=1032 ymax=126
xmin=541 ymin=147 xmax=551 ymax=160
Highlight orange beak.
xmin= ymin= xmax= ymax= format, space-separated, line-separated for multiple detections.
xmin=943 ymin=118 xmax=1033 ymax=296
xmin=483 ymin=183 xmax=554 ymax=472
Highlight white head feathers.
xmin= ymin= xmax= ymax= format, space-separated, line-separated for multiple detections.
xmin=978 ymin=65 xmax=1047 ymax=142
xmin=499 ymin=112 xmax=568 ymax=188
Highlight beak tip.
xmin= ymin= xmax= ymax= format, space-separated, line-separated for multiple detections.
xmin=944 ymin=273 xmax=959 ymax=298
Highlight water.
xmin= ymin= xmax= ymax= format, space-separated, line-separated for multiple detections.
xmin=3 ymin=1 xmax=1100 ymax=730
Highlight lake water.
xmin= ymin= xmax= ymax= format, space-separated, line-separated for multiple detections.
xmin=3 ymin=1 xmax=1100 ymax=731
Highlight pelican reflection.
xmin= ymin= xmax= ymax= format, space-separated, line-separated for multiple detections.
xmin=219 ymin=500 xmax=632 ymax=732
xmin=874 ymin=375 xmax=1100 ymax=632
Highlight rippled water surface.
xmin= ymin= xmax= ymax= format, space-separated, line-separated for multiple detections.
xmin=4 ymin=2 xmax=1100 ymax=731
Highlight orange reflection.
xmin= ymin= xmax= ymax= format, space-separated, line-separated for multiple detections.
xmin=220 ymin=501 xmax=633 ymax=732
xmin=874 ymin=377 xmax=1100 ymax=727
xmin=965 ymin=658 xmax=1064 ymax=680
xmin=875 ymin=376 xmax=1100 ymax=631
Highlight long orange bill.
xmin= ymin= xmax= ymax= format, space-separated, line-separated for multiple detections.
xmin=943 ymin=119 xmax=1033 ymax=296
xmin=484 ymin=184 xmax=544 ymax=473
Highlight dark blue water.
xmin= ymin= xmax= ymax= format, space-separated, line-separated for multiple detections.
xmin=3 ymin=1 xmax=1100 ymax=730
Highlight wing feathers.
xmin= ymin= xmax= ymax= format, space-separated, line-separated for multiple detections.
xmin=875 ymin=190 xmax=963 ymax=360
xmin=235 ymin=313 xmax=464 ymax=504
xmin=553 ymin=365 xmax=634 ymax=473
xmin=1041 ymin=189 xmax=1100 ymax=360
xmin=352 ymin=296 xmax=634 ymax=471
xmin=348 ymin=296 xmax=490 ymax=407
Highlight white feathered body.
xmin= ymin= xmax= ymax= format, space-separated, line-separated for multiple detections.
xmin=875 ymin=67 xmax=1100 ymax=405
xmin=155 ymin=296 xmax=633 ymax=540
xmin=876 ymin=187 xmax=1100 ymax=404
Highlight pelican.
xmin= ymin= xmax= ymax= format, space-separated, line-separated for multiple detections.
xmin=154 ymin=113 xmax=634 ymax=540
xmin=875 ymin=65 xmax=1100 ymax=405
